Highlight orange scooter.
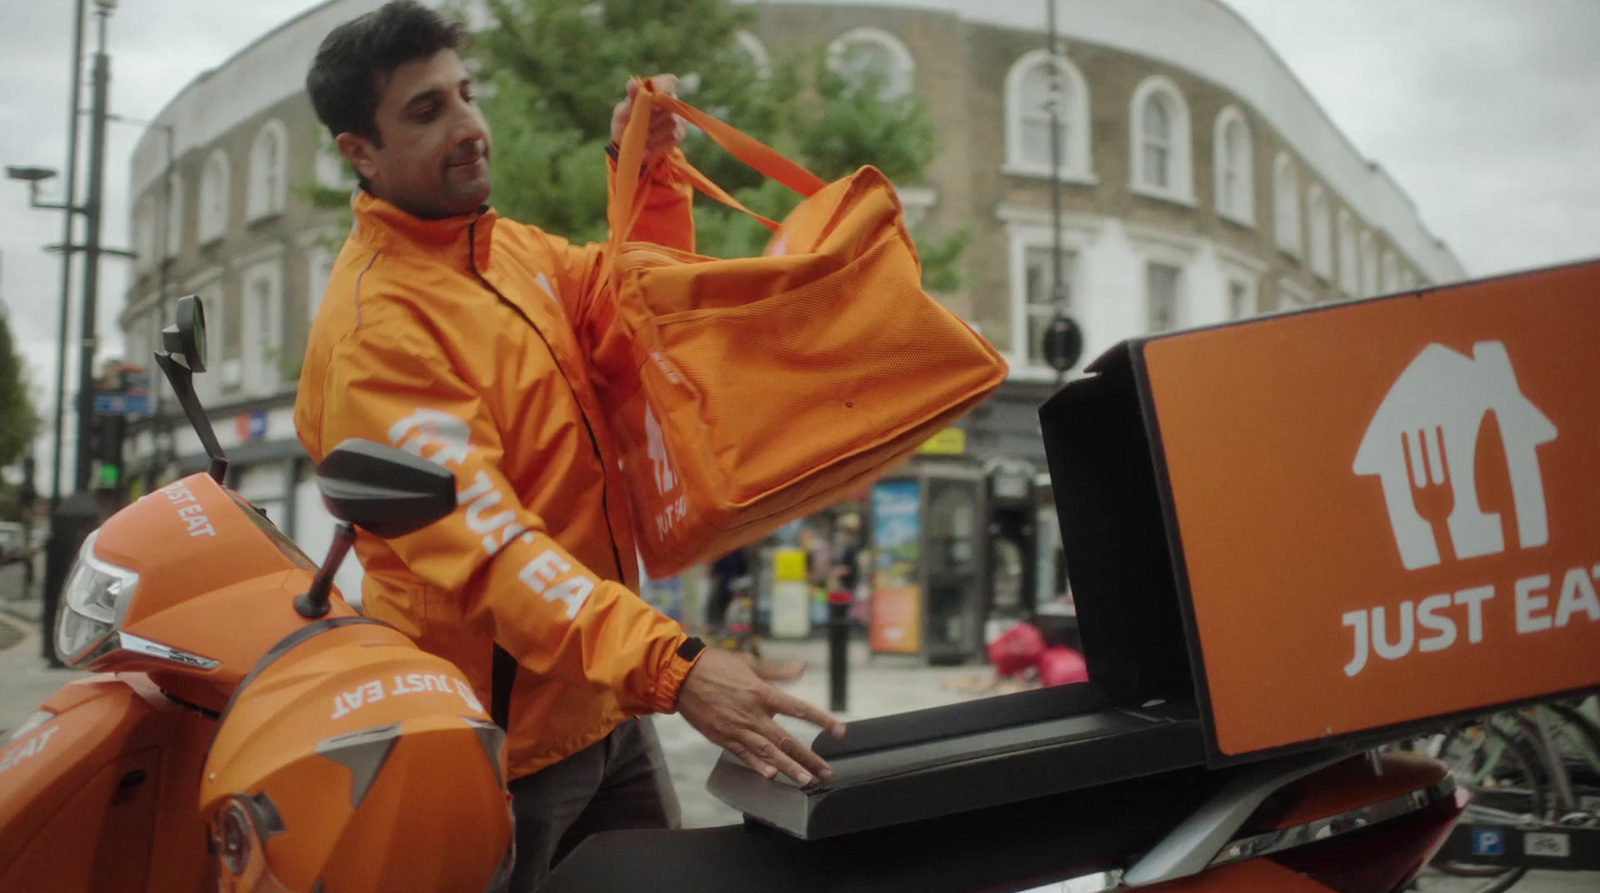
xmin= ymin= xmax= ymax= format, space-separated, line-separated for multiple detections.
xmin=0 ymin=296 xmax=511 ymax=893
xmin=0 ymin=296 xmax=1474 ymax=893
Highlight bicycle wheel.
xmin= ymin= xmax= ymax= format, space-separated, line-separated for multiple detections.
xmin=1422 ymin=719 xmax=1548 ymax=888
xmin=1548 ymin=702 xmax=1600 ymax=814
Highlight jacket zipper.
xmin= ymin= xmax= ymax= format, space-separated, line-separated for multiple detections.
xmin=468 ymin=220 xmax=629 ymax=584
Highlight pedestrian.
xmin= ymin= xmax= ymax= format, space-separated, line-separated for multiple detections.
xmin=294 ymin=4 xmax=843 ymax=888
xmin=830 ymin=512 xmax=863 ymax=596
xmin=705 ymin=547 xmax=750 ymax=635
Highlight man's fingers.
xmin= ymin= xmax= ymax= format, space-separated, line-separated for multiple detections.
xmin=650 ymin=73 xmax=680 ymax=96
xmin=757 ymin=717 xmax=833 ymax=782
xmin=769 ymin=689 xmax=847 ymax=740
xmin=723 ymin=736 xmax=778 ymax=781
xmin=738 ymin=727 xmax=816 ymax=787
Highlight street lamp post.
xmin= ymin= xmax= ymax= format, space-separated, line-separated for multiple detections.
xmin=52 ymin=0 xmax=87 ymax=511
xmin=76 ymin=0 xmax=116 ymax=493
xmin=1040 ymin=0 xmax=1083 ymax=380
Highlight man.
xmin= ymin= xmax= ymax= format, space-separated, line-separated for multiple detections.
xmin=705 ymin=547 xmax=751 ymax=635
xmin=295 ymin=3 xmax=843 ymax=888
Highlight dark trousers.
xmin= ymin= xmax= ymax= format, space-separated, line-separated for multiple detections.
xmin=505 ymin=717 xmax=680 ymax=892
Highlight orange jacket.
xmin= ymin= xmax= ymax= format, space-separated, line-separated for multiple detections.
xmin=295 ymin=159 xmax=698 ymax=779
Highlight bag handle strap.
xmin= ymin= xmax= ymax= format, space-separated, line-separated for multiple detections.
xmin=609 ymin=78 xmax=827 ymax=253
xmin=649 ymin=91 xmax=826 ymax=198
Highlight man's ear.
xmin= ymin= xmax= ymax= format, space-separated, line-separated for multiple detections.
xmin=335 ymin=132 xmax=380 ymax=184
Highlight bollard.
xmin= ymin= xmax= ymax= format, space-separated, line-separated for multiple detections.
xmin=826 ymin=591 xmax=852 ymax=713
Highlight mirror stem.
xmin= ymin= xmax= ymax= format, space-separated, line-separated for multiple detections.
xmin=296 ymin=520 xmax=356 ymax=619
xmin=155 ymin=352 xmax=229 ymax=483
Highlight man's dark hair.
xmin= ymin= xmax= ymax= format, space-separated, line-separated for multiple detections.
xmin=306 ymin=1 xmax=466 ymax=147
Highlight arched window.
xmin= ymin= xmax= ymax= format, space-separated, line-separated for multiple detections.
xmin=733 ymin=30 xmax=770 ymax=79
xmin=198 ymin=149 xmax=230 ymax=244
xmin=1129 ymin=76 xmax=1192 ymax=203
xmin=826 ymin=26 xmax=914 ymax=100
xmin=1381 ymin=250 xmax=1399 ymax=294
xmin=1308 ymin=186 xmax=1332 ymax=280
xmin=1213 ymin=106 xmax=1252 ymax=225
xmin=164 ymin=172 xmax=184 ymax=258
xmin=248 ymin=119 xmax=289 ymax=221
xmin=1360 ymin=230 xmax=1379 ymax=296
xmin=1273 ymin=153 xmax=1299 ymax=255
xmin=1337 ymin=209 xmax=1358 ymax=296
xmin=1004 ymin=50 xmax=1092 ymax=181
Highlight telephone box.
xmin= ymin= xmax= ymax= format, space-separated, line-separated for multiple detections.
xmin=867 ymin=460 xmax=987 ymax=664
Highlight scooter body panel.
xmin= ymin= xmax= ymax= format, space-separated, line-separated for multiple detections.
xmin=0 ymin=674 xmax=212 ymax=893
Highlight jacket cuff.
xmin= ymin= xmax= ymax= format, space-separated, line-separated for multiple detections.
xmin=646 ymin=632 xmax=706 ymax=714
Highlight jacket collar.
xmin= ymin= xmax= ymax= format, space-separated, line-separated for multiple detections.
xmin=349 ymin=189 xmax=496 ymax=272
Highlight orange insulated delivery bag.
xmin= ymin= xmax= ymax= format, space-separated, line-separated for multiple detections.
xmin=595 ymin=80 xmax=1006 ymax=577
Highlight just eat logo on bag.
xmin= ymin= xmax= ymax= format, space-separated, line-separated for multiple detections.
xmin=1140 ymin=261 xmax=1600 ymax=755
xmin=643 ymin=403 xmax=688 ymax=541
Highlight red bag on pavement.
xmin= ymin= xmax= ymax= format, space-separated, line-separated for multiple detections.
xmin=1037 ymin=647 xmax=1090 ymax=687
xmin=987 ymin=621 xmax=1045 ymax=678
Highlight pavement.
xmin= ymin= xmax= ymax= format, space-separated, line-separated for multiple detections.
xmin=0 ymin=605 xmax=1592 ymax=891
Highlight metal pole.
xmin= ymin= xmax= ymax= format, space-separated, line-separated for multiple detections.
xmin=75 ymin=6 xmax=110 ymax=492
xmin=1045 ymin=0 xmax=1072 ymax=386
xmin=51 ymin=0 xmax=88 ymax=508
xmin=152 ymin=123 xmax=173 ymax=486
xmin=827 ymin=592 xmax=851 ymax=713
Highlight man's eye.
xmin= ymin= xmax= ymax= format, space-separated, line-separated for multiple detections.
xmin=462 ymin=87 xmax=477 ymax=104
xmin=412 ymin=103 xmax=439 ymax=122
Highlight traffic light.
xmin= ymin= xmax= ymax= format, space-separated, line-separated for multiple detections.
xmin=90 ymin=413 xmax=126 ymax=488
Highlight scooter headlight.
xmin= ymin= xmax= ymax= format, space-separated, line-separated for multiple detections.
xmin=54 ymin=531 xmax=139 ymax=667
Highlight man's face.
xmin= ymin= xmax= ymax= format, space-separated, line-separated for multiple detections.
xmin=339 ymin=49 xmax=491 ymax=219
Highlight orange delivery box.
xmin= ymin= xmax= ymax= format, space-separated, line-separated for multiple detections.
xmin=1039 ymin=259 xmax=1600 ymax=764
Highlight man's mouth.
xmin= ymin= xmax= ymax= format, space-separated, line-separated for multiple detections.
xmin=446 ymin=144 xmax=487 ymax=169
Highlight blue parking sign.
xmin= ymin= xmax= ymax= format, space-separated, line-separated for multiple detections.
xmin=1471 ymin=828 xmax=1505 ymax=856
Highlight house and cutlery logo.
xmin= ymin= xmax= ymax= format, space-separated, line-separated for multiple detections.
xmin=1353 ymin=341 xmax=1556 ymax=570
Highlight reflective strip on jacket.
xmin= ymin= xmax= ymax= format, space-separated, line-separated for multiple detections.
xmin=295 ymin=159 xmax=696 ymax=779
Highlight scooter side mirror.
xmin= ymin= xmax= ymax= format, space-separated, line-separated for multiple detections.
xmin=296 ymin=440 xmax=457 ymax=619
xmin=162 ymin=295 xmax=207 ymax=373
xmin=156 ymin=295 xmax=227 ymax=482
xmin=315 ymin=439 xmax=456 ymax=540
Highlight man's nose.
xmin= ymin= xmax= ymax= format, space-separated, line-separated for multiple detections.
xmin=449 ymin=100 xmax=488 ymax=146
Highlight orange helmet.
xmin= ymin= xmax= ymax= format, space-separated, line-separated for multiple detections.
xmin=200 ymin=618 xmax=512 ymax=893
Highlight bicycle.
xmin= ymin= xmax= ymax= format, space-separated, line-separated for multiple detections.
xmin=1405 ymin=697 xmax=1600 ymax=892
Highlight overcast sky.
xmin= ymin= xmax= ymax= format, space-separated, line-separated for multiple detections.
xmin=0 ymin=0 xmax=1596 ymax=488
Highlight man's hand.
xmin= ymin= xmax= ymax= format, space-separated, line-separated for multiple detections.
xmin=610 ymin=74 xmax=687 ymax=160
xmin=676 ymin=648 xmax=846 ymax=787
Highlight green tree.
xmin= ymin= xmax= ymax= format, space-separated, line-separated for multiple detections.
xmin=0 ymin=309 xmax=39 ymax=471
xmin=468 ymin=0 xmax=967 ymax=286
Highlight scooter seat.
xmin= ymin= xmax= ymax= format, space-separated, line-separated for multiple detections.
xmin=707 ymin=686 xmax=1204 ymax=839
